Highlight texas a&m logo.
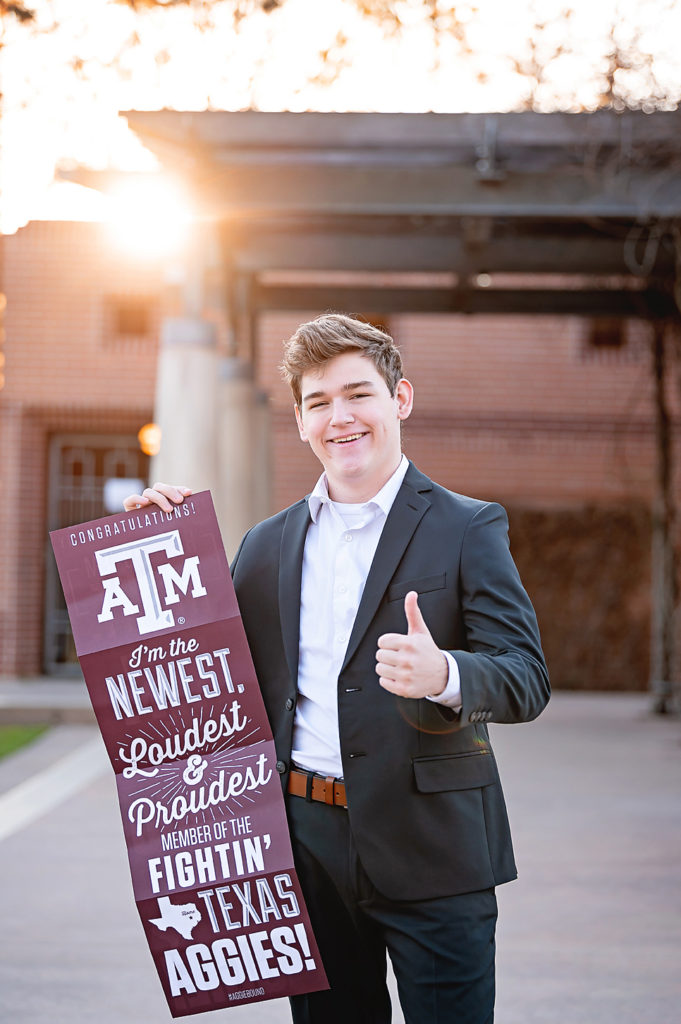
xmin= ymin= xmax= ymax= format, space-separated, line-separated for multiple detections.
xmin=95 ymin=532 xmax=207 ymax=636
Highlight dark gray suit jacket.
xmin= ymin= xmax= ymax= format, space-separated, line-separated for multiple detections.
xmin=230 ymin=462 xmax=550 ymax=902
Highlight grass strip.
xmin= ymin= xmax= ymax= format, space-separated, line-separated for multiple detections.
xmin=0 ymin=724 xmax=49 ymax=761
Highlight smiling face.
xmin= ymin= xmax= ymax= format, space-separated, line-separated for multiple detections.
xmin=295 ymin=351 xmax=414 ymax=503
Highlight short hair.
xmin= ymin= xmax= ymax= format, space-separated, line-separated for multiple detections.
xmin=280 ymin=313 xmax=404 ymax=406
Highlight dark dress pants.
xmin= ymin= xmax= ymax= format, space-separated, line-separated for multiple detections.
xmin=286 ymin=793 xmax=497 ymax=1024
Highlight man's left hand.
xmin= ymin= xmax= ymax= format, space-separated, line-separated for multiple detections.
xmin=376 ymin=591 xmax=448 ymax=699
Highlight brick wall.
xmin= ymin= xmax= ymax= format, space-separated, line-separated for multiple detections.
xmin=2 ymin=221 xmax=162 ymax=410
xmin=257 ymin=311 xmax=678 ymax=512
xmin=0 ymin=222 xmax=159 ymax=675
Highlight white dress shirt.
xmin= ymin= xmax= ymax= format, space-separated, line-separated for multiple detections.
xmin=291 ymin=456 xmax=461 ymax=778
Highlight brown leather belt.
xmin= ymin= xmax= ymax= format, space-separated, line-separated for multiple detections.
xmin=287 ymin=767 xmax=348 ymax=808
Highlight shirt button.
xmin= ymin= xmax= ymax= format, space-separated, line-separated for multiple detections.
xmin=275 ymin=760 xmax=287 ymax=774
xmin=336 ymin=635 xmax=346 ymax=644
xmin=344 ymin=534 xmax=352 ymax=542
xmin=337 ymin=584 xmax=347 ymax=594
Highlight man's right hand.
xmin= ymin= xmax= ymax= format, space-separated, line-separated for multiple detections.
xmin=122 ymin=482 xmax=193 ymax=513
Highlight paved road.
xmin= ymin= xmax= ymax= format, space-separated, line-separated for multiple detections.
xmin=1 ymin=691 xmax=680 ymax=1023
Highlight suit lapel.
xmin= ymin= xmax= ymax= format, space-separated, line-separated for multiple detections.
xmin=341 ymin=464 xmax=432 ymax=672
xmin=278 ymin=499 xmax=311 ymax=686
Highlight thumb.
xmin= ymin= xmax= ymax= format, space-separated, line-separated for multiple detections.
xmin=405 ymin=591 xmax=428 ymax=635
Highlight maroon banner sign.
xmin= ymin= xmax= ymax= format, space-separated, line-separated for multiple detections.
xmin=50 ymin=491 xmax=327 ymax=1016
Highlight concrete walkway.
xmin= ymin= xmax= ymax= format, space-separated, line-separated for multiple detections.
xmin=1 ymin=684 xmax=679 ymax=1023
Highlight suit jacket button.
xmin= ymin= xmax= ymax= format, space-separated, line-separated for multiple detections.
xmin=275 ymin=760 xmax=287 ymax=774
xmin=285 ymin=698 xmax=295 ymax=711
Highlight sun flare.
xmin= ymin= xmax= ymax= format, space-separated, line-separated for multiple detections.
xmin=104 ymin=178 xmax=194 ymax=259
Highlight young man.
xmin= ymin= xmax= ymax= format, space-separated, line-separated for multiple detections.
xmin=125 ymin=313 xmax=549 ymax=1024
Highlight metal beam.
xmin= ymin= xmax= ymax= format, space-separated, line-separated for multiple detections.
xmin=253 ymin=283 xmax=676 ymax=318
xmin=118 ymin=110 xmax=681 ymax=221
xmin=183 ymin=163 xmax=681 ymax=220
xmin=122 ymin=109 xmax=681 ymax=154
xmin=226 ymin=230 xmax=675 ymax=277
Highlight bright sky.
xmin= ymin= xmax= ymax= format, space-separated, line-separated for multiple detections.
xmin=1 ymin=0 xmax=680 ymax=233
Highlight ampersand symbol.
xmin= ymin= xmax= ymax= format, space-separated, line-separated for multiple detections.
xmin=183 ymin=754 xmax=208 ymax=786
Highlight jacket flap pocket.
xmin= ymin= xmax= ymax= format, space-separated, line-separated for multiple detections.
xmin=389 ymin=573 xmax=446 ymax=603
xmin=413 ymin=751 xmax=496 ymax=793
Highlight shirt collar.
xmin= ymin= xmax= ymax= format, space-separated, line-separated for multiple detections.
xmin=308 ymin=455 xmax=409 ymax=523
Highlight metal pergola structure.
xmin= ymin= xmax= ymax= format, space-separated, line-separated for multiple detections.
xmin=115 ymin=109 xmax=681 ymax=325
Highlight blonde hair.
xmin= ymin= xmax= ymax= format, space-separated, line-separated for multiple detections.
xmin=281 ymin=313 xmax=403 ymax=406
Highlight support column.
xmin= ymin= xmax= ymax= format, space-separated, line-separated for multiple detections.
xmin=216 ymin=357 xmax=271 ymax=561
xmin=150 ymin=317 xmax=218 ymax=493
xmin=0 ymin=402 xmax=21 ymax=673
xmin=649 ymin=323 xmax=678 ymax=713
xmin=152 ymin=228 xmax=270 ymax=559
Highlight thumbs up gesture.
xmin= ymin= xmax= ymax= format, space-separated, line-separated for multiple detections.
xmin=376 ymin=591 xmax=448 ymax=699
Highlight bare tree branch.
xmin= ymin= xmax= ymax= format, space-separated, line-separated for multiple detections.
xmin=0 ymin=2 xmax=34 ymax=21
xmin=113 ymin=0 xmax=281 ymax=11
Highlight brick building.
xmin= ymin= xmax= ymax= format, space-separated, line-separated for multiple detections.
xmin=1 ymin=219 xmax=678 ymax=690
xmin=0 ymin=221 xmax=161 ymax=677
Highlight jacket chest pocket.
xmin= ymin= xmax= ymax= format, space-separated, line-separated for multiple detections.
xmin=388 ymin=573 xmax=446 ymax=603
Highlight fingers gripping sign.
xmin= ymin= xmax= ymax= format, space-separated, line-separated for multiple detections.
xmin=122 ymin=482 xmax=192 ymax=514
xmin=376 ymin=591 xmax=448 ymax=699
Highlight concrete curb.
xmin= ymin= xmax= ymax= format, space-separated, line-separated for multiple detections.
xmin=0 ymin=675 xmax=95 ymax=726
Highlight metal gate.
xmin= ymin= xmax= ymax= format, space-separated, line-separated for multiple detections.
xmin=43 ymin=434 xmax=149 ymax=675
